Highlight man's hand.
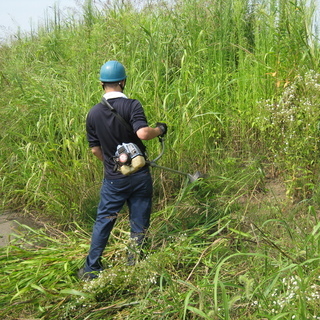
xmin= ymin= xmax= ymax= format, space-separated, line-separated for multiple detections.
xmin=156 ymin=122 xmax=167 ymax=137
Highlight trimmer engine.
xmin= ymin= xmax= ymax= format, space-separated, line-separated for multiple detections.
xmin=114 ymin=143 xmax=146 ymax=175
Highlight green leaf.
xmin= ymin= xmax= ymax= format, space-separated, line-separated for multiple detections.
xmin=228 ymin=227 xmax=251 ymax=238
xmin=187 ymin=306 xmax=210 ymax=319
xmin=30 ymin=284 xmax=47 ymax=295
xmin=60 ymin=289 xmax=91 ymax=298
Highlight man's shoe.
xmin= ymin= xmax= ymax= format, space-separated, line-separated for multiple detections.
xmin=77 ymin=267 xmax=98 ymax=280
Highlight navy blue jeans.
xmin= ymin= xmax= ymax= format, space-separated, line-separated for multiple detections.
xmin=84 ymin=170 xmax=153 ymax=273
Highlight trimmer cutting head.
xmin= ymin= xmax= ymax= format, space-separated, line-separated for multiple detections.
xmin=187 ymin=171 xmax=203 ymax=183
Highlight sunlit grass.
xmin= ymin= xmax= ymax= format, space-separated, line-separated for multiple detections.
xmin=2 ymin=200 xmax=320 ymax=319
xmin=1 ymin=0 xmax=320 ymax=318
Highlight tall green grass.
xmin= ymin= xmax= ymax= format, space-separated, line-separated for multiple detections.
xmin=1 ymin=0 xmax=319 ymax=219
xmin=1 ymin=0 xmax=320 ymax=318
xmin=1 ymin=198 xmax=320 ymax=319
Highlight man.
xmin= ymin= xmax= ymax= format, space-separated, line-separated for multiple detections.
xmin=80 ymin=60 xmax=167 ymax=279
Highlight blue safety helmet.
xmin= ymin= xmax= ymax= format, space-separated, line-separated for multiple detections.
xmin=99 ymin=60 xmax=127 ymax=82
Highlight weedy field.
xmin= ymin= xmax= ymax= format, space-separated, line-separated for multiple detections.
xmin=1 ymin=0 xmax=320 ymax=319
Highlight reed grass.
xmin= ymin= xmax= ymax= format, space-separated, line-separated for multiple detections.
xmin=1 ymin=0 xmax=320 ymax=318
xmin=2 ymin=199 xmax=320 ymax=319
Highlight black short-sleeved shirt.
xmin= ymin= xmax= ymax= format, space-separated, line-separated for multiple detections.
xmin=86 ymin=96 xmax=149 ymax=179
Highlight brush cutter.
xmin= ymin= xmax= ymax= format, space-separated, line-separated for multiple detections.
xmin=147 ymin=137 xmax=204 ymax=183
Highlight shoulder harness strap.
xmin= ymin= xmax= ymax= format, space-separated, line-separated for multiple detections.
xmin=101 ymin=97 xmax=132 ymax=132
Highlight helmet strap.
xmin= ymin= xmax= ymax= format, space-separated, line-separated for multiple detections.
xmin=119 ymin=80 xmax=126 ymax=91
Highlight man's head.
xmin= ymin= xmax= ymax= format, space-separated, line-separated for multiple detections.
xmin=100 ymin=60 xmax=127 ymax=91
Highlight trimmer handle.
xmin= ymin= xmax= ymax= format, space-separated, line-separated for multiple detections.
xmin=152 ymin=136 xmax=165 ymax=163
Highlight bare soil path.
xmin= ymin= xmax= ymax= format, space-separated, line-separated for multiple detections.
xmin=0 ymin=211 xmax=41 ymax=247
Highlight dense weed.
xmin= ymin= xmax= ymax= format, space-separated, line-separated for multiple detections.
xmin=1 ymin=0 xmax=320 ymax=319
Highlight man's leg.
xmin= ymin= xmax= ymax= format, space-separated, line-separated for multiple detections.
xmin=127 ymin=171 xmax=153 ymax=264
xmin=84 ymin=178 xmax=128 ymax=275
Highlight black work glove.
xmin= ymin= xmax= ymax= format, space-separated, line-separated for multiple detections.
xmin=156 ymin=122 xmax=167 ymax=137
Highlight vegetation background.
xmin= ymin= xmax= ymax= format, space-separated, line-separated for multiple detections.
xmin=1 ymin=0 xmax=320 ymax=319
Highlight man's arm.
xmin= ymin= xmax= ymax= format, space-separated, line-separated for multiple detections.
xmin=136 ymin=126 xmax=163 ymax=140
xmin=91 ymin=146 xmax=103 ymax=161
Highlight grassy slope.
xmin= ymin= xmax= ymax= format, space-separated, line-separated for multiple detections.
xmin=1 ymin=0 xmax=320 ymax=319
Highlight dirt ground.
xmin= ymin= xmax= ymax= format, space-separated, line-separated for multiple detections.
xmin=0 ymin=211 xmax=41 ymax=247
